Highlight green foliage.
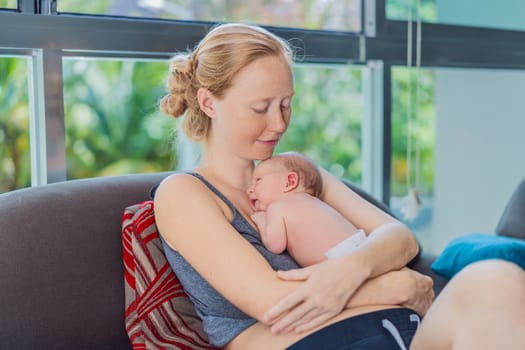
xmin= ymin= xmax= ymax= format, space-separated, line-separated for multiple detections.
xmin=277 ymin=64 xmax=363 ymax=183
xmin=391 ymin=67 xmax=435 ymax=196
xmin=62 ymin=59 xmax=178 ymax=179
xmin=58 ymin=0 xmax=110 ymax=14
xmin=0 ymin=0 xmax=17 ymax=9
xmin=56 ymin=0 xmax=361 ymax=32
xmin=386 ymin=0 xmax=437 ymax=22
xmin=0 ymin=57 xmax=31 ymax=193
xmin=2 ymin=1 xmax=439 ymax=195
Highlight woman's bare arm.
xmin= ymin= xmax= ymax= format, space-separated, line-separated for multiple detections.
xmin=154 ymin=174 xmax=299 ymax=322
xmin=262 ymin=169 xmax=421 ymax=333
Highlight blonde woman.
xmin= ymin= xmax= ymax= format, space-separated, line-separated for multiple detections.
xmin=154 ymin=23 xmax=525 ymax=350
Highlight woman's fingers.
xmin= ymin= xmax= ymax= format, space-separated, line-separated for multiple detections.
xmin=263 ymin=267 xmax=315 ymax=323
xmin=270 ymin=302 xmax=312 ymax=334
xmin=263 ymin=286 xmax=306 ymax=324
xmin=293 ymin=310 xmax=333 ymax=333
xmin=269 ymin=295 xmax=340 ymax=334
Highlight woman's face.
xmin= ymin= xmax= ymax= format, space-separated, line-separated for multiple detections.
xmin=208 ymin=55 xmax=294 ymax=161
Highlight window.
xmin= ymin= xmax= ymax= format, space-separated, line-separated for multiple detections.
xmin=387 ymin=0 xmax=525 ymax=31
xmin=0 ymin=0 xmax=17 ymax=9
xmin=58 ymin=0 xmax=362 ymax=32
xmin=278 ymin=64 xmax=364 ymax=183
xmin=63 ymin=57 xmax=178 ymax=179
xmin=0 ymin=56 xmax=31 ymax=193
xmin=389 ymin=66 xmax=436 ymax=250
xmin=3 ymin=1 xmax=525 ymax=254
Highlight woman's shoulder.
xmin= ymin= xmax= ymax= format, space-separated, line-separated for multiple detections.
xmin=153 ymin=172 xmax=220 ymax=214
xmin=155 ymin=172 xmax=206 ymax=197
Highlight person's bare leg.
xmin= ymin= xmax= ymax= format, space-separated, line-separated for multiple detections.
xmin=410 ymin=259 xmax=525 ymax=350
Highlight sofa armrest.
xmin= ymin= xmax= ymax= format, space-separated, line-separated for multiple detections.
xmin=408 ymin=252 xmax=449 ymax=296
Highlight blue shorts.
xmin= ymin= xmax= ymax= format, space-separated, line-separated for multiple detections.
xmin=287 ymin=308 xmax=420 ymax=350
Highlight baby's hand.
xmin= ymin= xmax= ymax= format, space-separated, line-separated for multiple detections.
xmin=250 ymin=211 xmax=267 ymax=230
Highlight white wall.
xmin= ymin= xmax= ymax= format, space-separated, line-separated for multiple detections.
xmin=430 ymin=68 xmax=525 ymax=251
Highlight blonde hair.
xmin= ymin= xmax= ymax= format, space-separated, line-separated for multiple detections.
xmin=160 ymin=23 xmax=294 ymax=141
xmin=272 ymin=152 xmax=322 ymax=197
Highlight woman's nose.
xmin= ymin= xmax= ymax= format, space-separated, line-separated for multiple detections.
xmin=268 ymin=108 xmax=288 ymax=133
xmin=247 ymin=186 xmax=254 ymax=195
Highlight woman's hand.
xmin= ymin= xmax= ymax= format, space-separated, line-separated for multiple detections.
xmin=262 ymin=260 xmax=434 ymax=334
xmin=397 ymin=268 xmax=434 ymax=316
xmin=263 ymin=256 xmax=368 ymax=334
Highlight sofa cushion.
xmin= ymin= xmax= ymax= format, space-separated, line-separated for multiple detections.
xmin=495 ymin=177 xmax=525 ymax=240
xmin=122 ymin=200 xmax=219 ymax=349
xmin=431 ymin=232 xmax=525 ymax=279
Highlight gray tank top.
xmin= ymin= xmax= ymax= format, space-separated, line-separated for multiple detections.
xmin=159 ymin=172 xmax=300 ymax=347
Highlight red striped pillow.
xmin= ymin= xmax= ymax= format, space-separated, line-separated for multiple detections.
xmin=122 ymin=200 xmax=220 ymax=349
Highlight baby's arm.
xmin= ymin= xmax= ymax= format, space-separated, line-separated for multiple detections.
xmin=251 ymin=207 xmax=287 ymax=254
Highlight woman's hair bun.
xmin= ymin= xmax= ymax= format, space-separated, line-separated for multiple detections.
xmin=160 ymin=53 xmax=194 ymax=119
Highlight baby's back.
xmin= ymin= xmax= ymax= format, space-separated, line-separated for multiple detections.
xmin=269 ymin=193 xmax=360 ymax=266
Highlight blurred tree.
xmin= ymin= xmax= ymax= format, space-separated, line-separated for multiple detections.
xmin=2 ymin=0 xmax=437 ymax=197
xmin=0 ymin=0 xmax=17 ymax=8
xmin=62 ymin=59 xmax=178 ymax=179
xmin=57 ymin=0 xmax=362 ymax=32
xmin=386 ymin=0 xmax=437 ymax=22
xmin=0 ymin=57 xmax=31 ymax=193
xmin=391 ymin=67 xmax=435 ymax=197
xmin=387 ymin=0 xmax=437 ymax=197
xmin=277 ymin=64 xmax=363 ymax=183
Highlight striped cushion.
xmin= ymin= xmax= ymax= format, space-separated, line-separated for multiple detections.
xmin=122 ymin=200 xmax=220 ymax=349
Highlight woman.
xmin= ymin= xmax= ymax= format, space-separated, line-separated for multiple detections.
xmin=154 ymin=23 xmax=525 ymax=349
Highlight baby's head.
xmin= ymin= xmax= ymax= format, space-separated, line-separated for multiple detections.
xmin=271 ymin=152 xmax=322 ymax=197
xmin=247 ymin=152 xmax=322 ymax=211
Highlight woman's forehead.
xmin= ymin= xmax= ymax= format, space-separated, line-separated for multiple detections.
xmin=227 ymin=56 xmax=293 ymax=99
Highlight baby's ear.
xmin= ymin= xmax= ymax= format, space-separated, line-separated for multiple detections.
xmin=285 ymin=172 xmax=299 ymax=192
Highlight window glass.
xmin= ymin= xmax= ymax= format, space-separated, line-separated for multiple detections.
xmin=387 ymin=0 xmax=525 ymax=32
xmin=0 ymin=56 xmax=31 ymax=193
xmin=0 ymin=0 xmax=17 ymax=9
xmin=386 ymin=0 xmax=437 ymax=23
xmin=57 ymin=0 xmax=362 ymax=32
xmin=391 ymin=65 xmax=525 ymax=254
xmin=389 ymin=66 xmax=436 ymax=251
xmin=62 ymin=59 xmax=363 ymax=182
xmin=62 ymin=58 xmax=178 ymax=179
xmin=277 ymin=64 xmax=363 ymax=184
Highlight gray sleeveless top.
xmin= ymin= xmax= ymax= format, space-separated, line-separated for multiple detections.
xmin=159 ymin=173 xmax=300 ymax=347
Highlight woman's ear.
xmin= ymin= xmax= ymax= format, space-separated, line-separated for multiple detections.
xmin=197 ymin=87 xmax=215 ymax=118
xmin=284 ymin=172 xmax=299 ymax=192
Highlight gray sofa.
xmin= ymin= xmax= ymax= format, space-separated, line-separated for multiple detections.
xmin=1 ymin=172 xmax=523 ymax=349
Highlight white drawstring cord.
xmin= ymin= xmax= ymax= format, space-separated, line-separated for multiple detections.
xmin=382 ymin=313 xmax=421 ymax=350
xmin=382 ymin=319 xmax=408 ymax=350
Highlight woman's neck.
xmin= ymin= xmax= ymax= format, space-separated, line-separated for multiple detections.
xmin=196 ymin=152 xmax=255 ymax=193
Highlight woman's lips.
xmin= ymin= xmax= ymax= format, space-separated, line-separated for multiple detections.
xmin=257 ymin=138 xmax=279 ymax=146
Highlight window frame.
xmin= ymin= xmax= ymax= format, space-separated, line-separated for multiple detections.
xmin=2 ymin=0 xmax=525 ymax=202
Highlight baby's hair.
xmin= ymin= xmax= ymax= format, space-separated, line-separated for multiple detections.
xmin=274 ymin=152 xmax=322 ymax=197
xmin=160 ymin=23 xmax=294 ymax=141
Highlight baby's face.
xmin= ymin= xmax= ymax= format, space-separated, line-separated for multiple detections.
xmin=247 ymin=160 xmax=288 ymax=211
